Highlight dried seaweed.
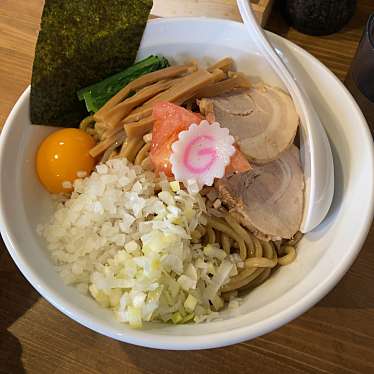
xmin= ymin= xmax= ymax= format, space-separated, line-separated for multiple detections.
xmin=30 ymin=0 xmax=153 ymax=127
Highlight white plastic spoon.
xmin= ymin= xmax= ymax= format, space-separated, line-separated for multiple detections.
xmin=237 ymin=0 xmax=334 ymax=233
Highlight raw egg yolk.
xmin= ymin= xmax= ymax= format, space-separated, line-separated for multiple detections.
xmin=36 ymin=128 xmax=96 ymax=193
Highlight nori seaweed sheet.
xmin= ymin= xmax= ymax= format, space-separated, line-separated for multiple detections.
xmin=30 ymin=0 xmax=153 ymax=127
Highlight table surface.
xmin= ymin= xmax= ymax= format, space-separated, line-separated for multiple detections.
xmin=1 ymin=1 xmax=374 ymax=373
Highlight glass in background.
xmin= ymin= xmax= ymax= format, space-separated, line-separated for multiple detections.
xmin=345 ymin=14 xmax=374 ymax=135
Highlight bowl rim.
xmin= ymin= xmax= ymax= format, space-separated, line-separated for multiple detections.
xmin=1 ymin=17 xmax=374 ymax=350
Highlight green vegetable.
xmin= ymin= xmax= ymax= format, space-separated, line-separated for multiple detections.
xmin=181 ymin=313 xmax=195 ymax=324
xmin=30 ymin=0 xmax=153 ymax=127
xmin=171 ymin=312 xmax=183 ymax=324
xmin=184 ymin=294 xmax=198 ymax=312
xmin=77 ymin=55 xmax=169 ymax=113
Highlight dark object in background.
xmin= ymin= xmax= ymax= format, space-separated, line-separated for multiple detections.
xmin=345 ymin=14 xmax=374 ymax=134
xmin=281 ymin=0 xmax=357 ymax=36
xmin=30 ymin=0 xmax=153 ymax=127
xmin=349 ymin=14 xmax=374 ymax=102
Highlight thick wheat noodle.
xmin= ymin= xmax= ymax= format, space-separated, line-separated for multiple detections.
xmin=224 ymin=215 xmax=254 ymax=255
xmin=100 ymin=132 xmax=126 ymax=164
xmin=90 ymin=127 xmax=126 ymax=162
xmin=100 ymin=143 xmax=118 ymax=164
xmin=262 ymin=240 xmax=274 ymax=259
xmin=199 ymin=225 xmax=207 ymax=237
xmin=140 ymin=156 xmax=153 ymax=171
xmin=207 ymin=225 xmax=216 ymax=244
xmin=244 ymin=257 xmax=277 ymax=269
xmin=235 ymin=246 xmax=276 ymax=293
xmin=238 ymin=268 xmax=272 ymax=294
xmin=287 ymin=232 xmax=303 ymax=246
xmin=221 ymin=290 xmax=238 ymax=302
xmin=80 ymin=115 xmax=101 ymax=141
xmin=134 ymin=143 xmax=151 ymax=165
xmin=191 ymin=228 xmax=203 ymax=242
xmin=104 ymin=79 xmax=176 ymax=128
xmin=215 ymin=230 xmax=221 ymax=247
xmin=252 ymin=236 xmax=263 ymax=258
xmin=89 ymin=130 xmax=126 ymax=158
xmin=120 ymin=137 xmax=145 ymax=162
xmin=277 ymin=245 xmax=296 ymax=266
xmin=95 ymin=121 xmax=105 ymax=130
xmin=207 ymin=57 xmax=234 ymax=73
xmin=192 ymin=226 xmax=206 ymax=242
xmin=102 ymin=124 xmax=124 ymax=141
xmin=211 ymin=227 xmax=228 ymax=252
xmin=209 ymin=217 xmax=247 ymax=260
xmin=79 ymin=115 xmax=95 ymax=131
xmin=232 ymin=240 xmax=239 ymax=249
xmin=94 ymin=64 xmax=195 ymax=121
xmin=224 ymin=267 xmax=257 ymax=287
xmin=244 ymin=239 xmax=274 ymax=269
xmin=93 ymin=121 xmax=107 ymax=139
xmin=219 ymin=223 xmax=281 ymax=293
xmin=221 ymin=233 xmax=231 ymax=255
xmin=124 ymin=116 xmax=154 ymax=138
xmin=221 ymin=268 xmax=264 ymax=293
xmin=268 ymin=244 xmax=277 ymax=260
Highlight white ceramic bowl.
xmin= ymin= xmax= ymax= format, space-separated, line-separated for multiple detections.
xmin=1 ymin=18 xmax=373 ymax=350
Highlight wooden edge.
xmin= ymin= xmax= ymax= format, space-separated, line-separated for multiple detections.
xmin=150 ymin=0 xmax=273 ymax=26
xmin=258 ymin=0 xmax=274 ymax=25
xmin=257 ymin=0 xmax=271 ymax=8
xmin=251 ymin=4 xmax=265 ymax=25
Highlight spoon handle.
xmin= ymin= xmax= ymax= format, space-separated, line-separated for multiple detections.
xmin=237 ymin=0 xmax=307 ymax=121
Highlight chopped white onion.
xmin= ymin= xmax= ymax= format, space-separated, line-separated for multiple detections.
xmin=39 ymin=159 xmax=234 ymax=328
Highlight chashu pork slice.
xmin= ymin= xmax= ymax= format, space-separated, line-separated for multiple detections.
xmin=215 ymin=145 xmax=304 ymax=241
xmin=201 ymin=84 xmax=299 ymax=164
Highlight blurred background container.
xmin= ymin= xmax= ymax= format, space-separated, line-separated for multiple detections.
xmin=345 ymin=13 xmax=374 ymax=133
xmin=281 ymin=0 xmax=357 ymax=35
